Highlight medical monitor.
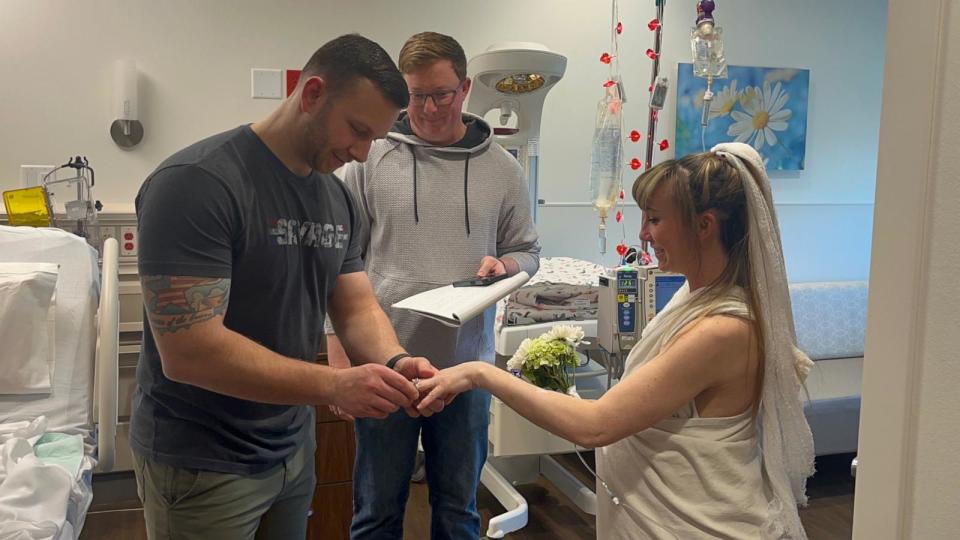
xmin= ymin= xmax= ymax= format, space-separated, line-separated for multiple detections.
xmin=596 ymin=265 xmax=686 ymax=357
xmin=641 ymin=268 xmax=685 ymax=323
xmin=597 ymin=266 xmax=640 ymax=355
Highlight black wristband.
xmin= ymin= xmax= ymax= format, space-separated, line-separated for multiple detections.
xmin=385 ymin=352 xmax=411 ymax=371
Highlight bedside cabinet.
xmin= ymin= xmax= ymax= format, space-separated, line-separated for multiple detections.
xmin=308 ymin=352 xmax=356 ymax=539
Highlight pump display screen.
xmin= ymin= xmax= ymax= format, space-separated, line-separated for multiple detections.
xmin=618 ymin=278 xmax=637 ymax=288
xmin=655 ymin=275 xmax=686 ymax=312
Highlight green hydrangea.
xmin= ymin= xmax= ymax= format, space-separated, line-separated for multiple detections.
xmin=518 ymin=337 xmax=580 ymax=393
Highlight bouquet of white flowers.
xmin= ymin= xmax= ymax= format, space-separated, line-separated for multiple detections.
xmin=506 ymin=324 xmax=585 ymax=394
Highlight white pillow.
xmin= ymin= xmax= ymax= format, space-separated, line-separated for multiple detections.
xmin=0 ymin=226 xmax=98 ymax=441
xmin=0 ymin=262 xmax=59 ymax=394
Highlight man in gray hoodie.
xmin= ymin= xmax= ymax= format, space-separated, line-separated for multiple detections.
xmin=326 ymin=32 xmax=540 ymax=539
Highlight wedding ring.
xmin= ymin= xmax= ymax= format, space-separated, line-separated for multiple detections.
xmin=413 ymin=378 xmax=420 ymax=389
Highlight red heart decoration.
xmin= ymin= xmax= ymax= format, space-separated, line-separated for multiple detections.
xmin=603 ymin=80 xmax=616 ymax=88
xmin=600 ymin=52 xmax=612 ymax=64
xmin=648 ymin=18 xmax=661 ymax=31
xmin=616 ymin=22 xmax=623 ymax=34
xmin=616 ymin=244 xmax=628 ymax=256
xmin=629 ymin=130 xmax=641 ymax=142
xmin=619 ymin=190 xmax=625 ymax=200
xmin=646 ymin=49 xmax=658 ymax=60
xmin=630 ymin=158 xmax=642 ymax=170
xmin=659 ymin=139 xmax=670 ymax=151
xmin=615 ymin=211 xmax=623 ymax=223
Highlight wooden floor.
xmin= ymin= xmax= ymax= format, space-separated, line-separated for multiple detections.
xmin=798 ymin=453 xmax=857 ymax=540
xmin=81 ymin=453 xmax=855 ymax=539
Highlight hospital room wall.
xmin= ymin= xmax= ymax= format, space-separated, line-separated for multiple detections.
xmin=533 ymin=0 xmax=887 ymax=283
xmin=855 ymin=0 xmax=960 ymax=536
xmin=0 ymin=0 xmax=884 ymax=282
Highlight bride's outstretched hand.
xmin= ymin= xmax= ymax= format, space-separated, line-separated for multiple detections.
xmin=415 ymin=363 xmax=481 ymax=417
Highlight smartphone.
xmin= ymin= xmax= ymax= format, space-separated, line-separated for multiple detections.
xmin=452 ymin=273 xmax=509 ymax=288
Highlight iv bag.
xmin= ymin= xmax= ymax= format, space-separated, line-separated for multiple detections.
xmin=589 ymin=87 xmax=624 ymax=214
xmin=691 ymin=25 xmax=728 ymax=79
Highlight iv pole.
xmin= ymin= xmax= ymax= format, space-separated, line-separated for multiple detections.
xmin=644 ymin=0 xmax=667 ymax=170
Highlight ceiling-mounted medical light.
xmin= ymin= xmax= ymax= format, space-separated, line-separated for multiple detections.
xmin=466 ymin=42 xmax=566 ymax=224
xmin=495 ymin=73 xmax=546 ymax=94
xmin=466 ymin=42 xmax=566 ymax=146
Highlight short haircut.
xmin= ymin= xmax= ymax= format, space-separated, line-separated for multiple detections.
xmin=398 ymin=31 xmax=467 ymax=81
xmin=301 ymin=34 xmax=408 ymax=109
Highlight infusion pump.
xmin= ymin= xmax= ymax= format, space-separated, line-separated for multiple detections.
xmin=597 ymin=265 xmax=685 ymax=356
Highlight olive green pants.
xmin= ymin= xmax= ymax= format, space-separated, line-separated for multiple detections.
xmin=133 ymin=429 xmax=316 ymax=540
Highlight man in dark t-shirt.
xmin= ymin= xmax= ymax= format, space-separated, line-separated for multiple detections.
xmin=131 ymin=35 xmax=440 ymax=540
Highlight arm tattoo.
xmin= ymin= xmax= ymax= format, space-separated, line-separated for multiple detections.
xmin=141 ymin=275 xmax=231 ymax=335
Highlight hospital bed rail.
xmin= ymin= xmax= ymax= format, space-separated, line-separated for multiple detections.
xmin=92 ymin=237 xmax=119 ymax=472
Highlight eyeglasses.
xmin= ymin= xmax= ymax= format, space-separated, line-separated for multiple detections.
xmin=409 ymin=83 xmax=463 ymax=107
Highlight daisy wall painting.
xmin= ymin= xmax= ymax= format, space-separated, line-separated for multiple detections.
xmin=675 ymin=63 xmax=810 ymax=170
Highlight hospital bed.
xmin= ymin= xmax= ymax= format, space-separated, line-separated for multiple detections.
xmin=0 ymin=225 xmax=119 ymax=539
xmin=483 ymin=256 xmax=608 ymax=538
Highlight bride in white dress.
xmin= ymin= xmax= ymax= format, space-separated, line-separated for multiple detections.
xmin=417 ymin=143 xmax=815 ymax=539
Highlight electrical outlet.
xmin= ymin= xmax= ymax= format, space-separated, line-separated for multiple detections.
xmin=120 ymin=226 xmax=138 ymax=257
xmin=100 ymin=226 xmax=118 ymax=244
xmin=251 ymin=68 xmax=282 ymax=99
xmin=20 ymin=165 xmax=55 ymax=188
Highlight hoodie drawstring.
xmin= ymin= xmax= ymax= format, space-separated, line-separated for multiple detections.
xmin=410 ymin=145 xmax=419 ymax=223
xmin=409 ymin=144 xmax=472 ymax=236
xmin=464 ymin=155 xmax=471 ymax=236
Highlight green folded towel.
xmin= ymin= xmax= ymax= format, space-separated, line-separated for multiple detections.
xmin=33 ymin=432 xmax=84 ymax=478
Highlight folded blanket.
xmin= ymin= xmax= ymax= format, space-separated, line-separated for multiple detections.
xmin=505 ymin=283 xmax=599 ymax=326
xmin=496 ymin=257 xmax=606 ymax=330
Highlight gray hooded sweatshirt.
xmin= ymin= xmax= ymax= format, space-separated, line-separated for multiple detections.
xmin=336 ymin=112 xmax=540 ymax=368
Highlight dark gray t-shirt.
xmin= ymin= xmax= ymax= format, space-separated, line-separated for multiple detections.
xmin=130 ymin=125 xmax=363 ymax=474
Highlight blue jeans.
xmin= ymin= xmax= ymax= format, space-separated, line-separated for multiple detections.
xmin=350 ymin=389 xmax=491 ymax=540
